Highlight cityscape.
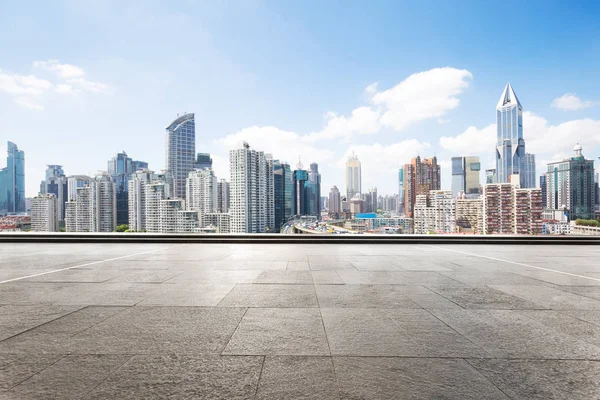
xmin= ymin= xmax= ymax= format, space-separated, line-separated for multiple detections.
xmin=1 ymin=83 xmax=598 ymax=235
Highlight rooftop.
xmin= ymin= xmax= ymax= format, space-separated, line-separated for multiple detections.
xmin=1 ymin=239 xmax=600 ymax=398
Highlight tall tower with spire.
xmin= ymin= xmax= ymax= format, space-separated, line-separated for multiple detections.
xmin=495 ymin=83 xmax=534 ymax=187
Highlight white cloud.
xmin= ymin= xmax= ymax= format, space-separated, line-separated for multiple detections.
xmin=524 ymin=111 xmax=600 ymax=155
xmin=551 ymin=93 xmax=595 ymax=111
xmin=66 ymin=77 xmax=112 ymax=94
xmin=304 ymin=106 xmax=381 ymax=142
xmin=365 ymin=82 xmax=378 ymax=94
xmin=372 ymin=67 xmax=472 ymax=130
xmin=33 ymin=59 xmax=85 ymax=79
xmin=0 ymin=70 xmax=52 ymax=95
xmin=439 ymin=124 xmax=496 ymax=154
xmin=13 ymin=97 xmax=44 ymax=110
xmin=55 ymin=84 xmax=80 ymax=95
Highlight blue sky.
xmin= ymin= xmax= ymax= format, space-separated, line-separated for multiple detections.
xmin=1 ymin=0 xmax=599 ymax=197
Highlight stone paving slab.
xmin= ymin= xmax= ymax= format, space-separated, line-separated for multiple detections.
xmin=1 ymin=243 xmax=600 ymax=398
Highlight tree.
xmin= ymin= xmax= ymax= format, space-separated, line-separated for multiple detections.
xmin=115 ymin=224 xmax=129 ymax=233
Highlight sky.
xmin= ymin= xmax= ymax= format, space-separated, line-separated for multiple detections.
xmin=1 ymin=0 xmax=600 ymax=198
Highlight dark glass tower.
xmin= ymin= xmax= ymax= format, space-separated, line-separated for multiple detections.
xmin=0 ymin=142 xmax=25 ymax=214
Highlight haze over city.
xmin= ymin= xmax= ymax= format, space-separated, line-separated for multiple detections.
xmin=1 ymin=0 xmax=599 ymax=198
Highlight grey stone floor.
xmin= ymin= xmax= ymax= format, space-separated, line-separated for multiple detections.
xmin=1 ymin=243 xmax=600 ymax=399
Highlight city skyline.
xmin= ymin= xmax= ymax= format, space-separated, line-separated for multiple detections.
xmin=1 ymin=2 xmax=600 ymax=197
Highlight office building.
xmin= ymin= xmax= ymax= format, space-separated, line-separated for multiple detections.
xmin=413 ymin=190 xmax=456 ymax=234
xmin=495 ymin=83 xmax=534 ymax=188
xmin=195 ymin=153 xmax=213 ymax=170
xmin=186 ymin=169 xmax=218 ymax=223
xmin=292 ymin=165 xmax=309 ymax=217
xmin=346 ymin=153 xmax=361 ymax=199
xmin=486 ymin=169 xmax=497 ymax=184
xmin=404 ymin=156 xmax=440 ymax=218
xmin=0 ymin=141 xmax=25 ymax=214
xmin=273 ymin=161 xmax=292 ymax=231
xmin=216 ymin=179 xmax=230 ymax=213
xmin=165 ymin=113 xmax=196 ymax=200
xmin=350 ymin=197 xmax=365 ymax=214
xmin=30 ymin=194 xmax=59 ymax=232
xmin=329 ymin=186 xmax=341 ymax=215
xmin=65 ymin=172 xmax=116 ymax=232
xmin=523 ymin=153 xmax=536 ymax=189
xmin=229 ymin=142 xmax=274 ymax=233
xmin=108 ymin=151 xmax=147 ymax=225
xmin=451 ymin=156 xmax=481 ymax=197
xmin=398 ymin=168 xmax=405 ymax=214
xmin=545 ymin=144 xmax=595 ymax=220
xmin=540 ymin=175 xmax=547 ymax=207
xmin=39 ymin=165 xmax=68 ymax=223
xmin=306 ymin=162 xmax=321 ymax=218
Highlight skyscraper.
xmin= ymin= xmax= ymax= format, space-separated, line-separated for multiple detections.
xmin=40 ymin=165 xmax=68 ymax=223
xmin=165 ymin=113 xmax=195 ymax=200
xmin=404 ymin=156 xmax=440 ymax=218
xmin=108 ymin=151 xmax=146 ymax=225
xmin=229 ymin=142 xmax=274 ymax=233
xmin=398 ymin=168 xmax=405 ymax=215
xmin=329 ymin=186 xmax=341 ymax=215
xmin=0 ymin=141 xmax=25 ymax=214
xmin=292 ymin=163 xmax=309 ymax=217
xmin=486 ymin=169 xmax=497 ymax=184
xmin=273 ymin=160 xmax=292 ymax=231
xmin=306 ymin=162 xmax=321 ymax=218
xmin=539 ymin=175 xmax=547 ymax=207
xmin=545 ymin=144 xmax=595 ymax=220
xmin=346 ymin=153 xmax=361 ymax=199
xmin=216 ymin=179 xmax=230 ymax=213
xmin=495 ymin=83 xmax=534 ymax=188
xmin=451 ymin=156 xmax=481 ymax=198
xmin=195 ymin=153 xmax=213 ymax=169
xmin=523 ymin=153 xmax=536 ymax=189
xmin=128 ymin=169 xmax=160 ymax=232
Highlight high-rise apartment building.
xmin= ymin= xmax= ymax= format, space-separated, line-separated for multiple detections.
xmin=495 ymin=83 xmax=535 ymax=188
xmin=329 ymin=186 xmax=341 ymax=215
xmin=30 ymin=194 xmax=59 ymax=232
xmin=480 ymin=180 xmax=542 ymax=235
xmin=186 ymin=169 xmax=218 ymax=223
xmin=451 ymin=156 xmax=481 ymax=197
xmin=67 ymin=175 xmax=91 ymax=201
xmin=194 ymin=153 xmax=213 ymax=170
xmin=229 ymin=142 xmax=274 ymax=233
xmin=456 ymin=197 xmax=482 ymax=233
xmin=346 ymin=153 xmax=361 ymax=199
xmin=0 ymin=141 xmax=25 ymax=214
xmin=413 ymin=190 xmax=456 ymax=234
xmin=165 ymin=113 xmax=195 ymax=200
xmin=216 ymin=179 xmax=230 ymax=213
xmin=128 ymin=169 xmax=160 ymax=232
xmin=545 ymin=144 xmax=595 ymax=220
xmin=364 ymin=187 xmax=378 ymax=213
xmin=404 ymin=156 xmax=440 ymax=218
xmin=65 ymin=173 xmax=116 ymax=232
xmin=39 ymin=165 xmax=68 ymax=223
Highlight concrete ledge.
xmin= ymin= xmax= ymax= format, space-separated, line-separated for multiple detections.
xmin=1 ymin=232 xmax=598 ymax=244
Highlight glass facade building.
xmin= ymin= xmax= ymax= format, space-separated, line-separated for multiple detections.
xmin=195 ymin=153 xmax=213 ymax=170
xmin=0 ymin=141 xmax=25 ymax=214
xmin=398 ymin=168 xmax=405 ymax=215
xmin=523 ymin=153 xmax=536 ymax=189
xmin=292 ymin=169 xmax=309 ymax=216
xmin=273 ymin=160 xmax=293 ymax=231
xmin=108 ymin=152 xmax=146 ymax=226
xmin=40 ymin=165 xmax=68 ymax=222
xmin=495 ymin=83 xmax=529 ymax=187
xmin=165 ymin=113 xmax=196 ymax=200
xmin=451 ymin=156 xmax=481 ymax=197
xmin=306 ymin=162 xmax=321 ymax=218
